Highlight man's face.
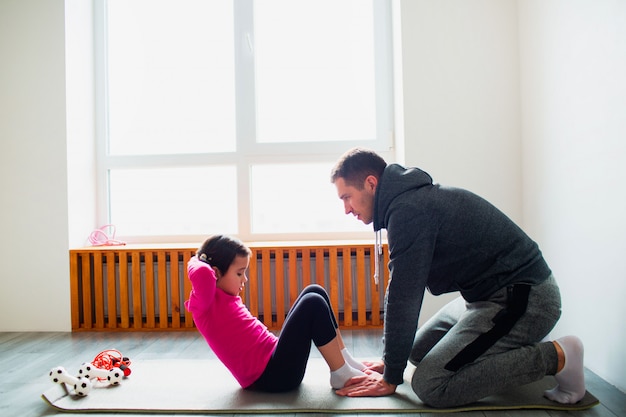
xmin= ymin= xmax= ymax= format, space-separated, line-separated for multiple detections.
xmin=334 ymin=176 xmax=377 ymax=225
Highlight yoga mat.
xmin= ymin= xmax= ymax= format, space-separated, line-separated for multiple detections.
xmin=42 ymin=359 xmax=599 ymax=414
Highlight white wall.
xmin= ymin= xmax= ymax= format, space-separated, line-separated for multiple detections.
xmin=519 ymin=0 xmax=626 ymax=391
xmin=396 ymin=0 xmax=524 ymax=336
xmin=65 ymin=0 xmax=98 ymax=249
xmin=0 ymin=0 xmax=71 ymax=331
xmin=397 ymin=0 xmax=522 ymax=223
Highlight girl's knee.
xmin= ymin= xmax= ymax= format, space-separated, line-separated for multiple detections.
xmin=303 ymin=283 xmax=326 ymax=295
xmin=298 ymin=292 xmax=329 ymax=312
xmin=301 ymin=285 xmax=331 ymax=306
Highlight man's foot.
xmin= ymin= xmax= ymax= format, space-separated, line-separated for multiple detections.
xmin=544 ymin=336 xmax=586 ymax=404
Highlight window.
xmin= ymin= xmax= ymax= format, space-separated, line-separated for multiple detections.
xmin=96 ymin=0 xmax=394 ymax=242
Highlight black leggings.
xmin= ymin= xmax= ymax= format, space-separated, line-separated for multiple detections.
xmin=247 ymin=284 xmax=339 ymax=392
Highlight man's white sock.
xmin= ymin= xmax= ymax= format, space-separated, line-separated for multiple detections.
xmin=544 ymin=336 xmax=586 ymax=404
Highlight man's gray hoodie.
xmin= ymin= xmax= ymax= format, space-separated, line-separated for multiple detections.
xmin=373 ymin=164 xmax=552 ymax=386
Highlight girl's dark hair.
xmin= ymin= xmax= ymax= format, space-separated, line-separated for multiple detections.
xmin=330 ymin=147 xmax=387 ymax=189
xmin=196 ymin=235 xmax=251 ymax=275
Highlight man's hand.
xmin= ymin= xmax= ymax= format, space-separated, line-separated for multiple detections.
xmin=362 ymin=359 xmax=384 ymax=374
xmin=334 ymin=371 xmax=397 ymax=397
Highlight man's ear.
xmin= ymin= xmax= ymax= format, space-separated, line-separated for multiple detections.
xmin=364 ymin=175 xmax=378 ymax=192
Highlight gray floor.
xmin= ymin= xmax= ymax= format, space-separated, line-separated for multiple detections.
xmin=0 ymin=330 xmax=624 ymax=417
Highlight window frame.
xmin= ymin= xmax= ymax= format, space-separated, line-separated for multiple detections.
xmin=94 ymin=0 xmax=395 ymax=243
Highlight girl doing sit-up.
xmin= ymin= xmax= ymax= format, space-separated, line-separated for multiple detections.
xmin=185 ymin=234 xmax=365 ymax=392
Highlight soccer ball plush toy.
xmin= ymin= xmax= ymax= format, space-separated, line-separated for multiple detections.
xmin=49 ymin=366 xmax=92 ymax=396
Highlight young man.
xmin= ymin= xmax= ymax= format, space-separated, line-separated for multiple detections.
xmin=330 ymin=147 xmax=585 ymax=407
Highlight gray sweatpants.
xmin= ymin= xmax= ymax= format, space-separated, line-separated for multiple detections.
xmin=410 ymin=275 xmax=562 ymax=407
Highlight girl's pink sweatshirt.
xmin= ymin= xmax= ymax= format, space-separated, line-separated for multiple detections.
xmin=184 ymin=256 xmax=278 ymax=388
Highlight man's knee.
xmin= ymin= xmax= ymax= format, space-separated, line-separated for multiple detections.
xmin=411 ymin=366 xmax=458 ymax=408
xmin=411 ymin=375 xmax=446 ymax=407
xmin=412 ymin=380 xmax=462 ymax=408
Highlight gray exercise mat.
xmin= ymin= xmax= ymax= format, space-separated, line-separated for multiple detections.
xmin=42 ymin=358 xmax=599 ymax=414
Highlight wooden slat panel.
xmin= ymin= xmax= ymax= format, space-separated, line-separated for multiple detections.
xmin=274 ymin=249 xmax=286 ymax=327
xmin=170 ymin=251 xmax=181 ymax=329
xmin=301 ymin=249 xmax=311 ymax=288
xmin=93 ymin=252 xmax=105 ymax=329
xmin=144 ymin=251 xmax=156 ymax=329
xmin=288 ymin=249 xmax=298 ymax=305
xmin=369 ymin=246 xmax=381 ymax=326
xmin=315 ymin=248 xmax=325 ymax=285
xmin=342 ymin=246 xmax=353 ymax=327
xmin=261 ymin=249 xmax=272 ymax=327
xmin=106 ymin=252 xmax=117 ymax=329
xmin=118 ymin=252 xmax=130 ymax=329
xmin=69 ymin=243 xmax=387 ymax=332
xmin=81 ymin=255 xmax=92 ymax=329
xmin=356 ymin=247 xmax=367 ymax=326
xmin=69 ymin=252 xmax=80 ymax=330
xmin=328 ymin=247 xmax=340 ymax=320
xmin=157 ymin=251 xmax=168 ymax=329
xmin=183 ymin=251 xmax=194 ymax=328
xmin=247 ymin=248 xmax=258 ymax=317
xmin=131 ymin=252 xmax=142 ymax=329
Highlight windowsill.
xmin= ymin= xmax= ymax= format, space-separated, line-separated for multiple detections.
xmin=70 ymin=239 xmax=384 ymax=251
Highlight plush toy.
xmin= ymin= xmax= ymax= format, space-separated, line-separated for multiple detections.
xmin=49 ymin=366 xmax=92 ymax=396
xmin=78 ymin=362 xmax=124 ymax=385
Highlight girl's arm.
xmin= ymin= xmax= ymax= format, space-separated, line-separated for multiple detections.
xmin=185 ymin=256 xmax=217 ymax=314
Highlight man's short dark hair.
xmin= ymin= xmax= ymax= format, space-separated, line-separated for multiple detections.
xmin=330 ymin=147 xmax=387 ymax=189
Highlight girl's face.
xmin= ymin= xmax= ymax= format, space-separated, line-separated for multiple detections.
xmin=215 ymin=254 xmax=250 ymax=296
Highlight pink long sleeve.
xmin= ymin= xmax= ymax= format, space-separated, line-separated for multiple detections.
xmin=185 ymin=256 xmax=278 ymax=388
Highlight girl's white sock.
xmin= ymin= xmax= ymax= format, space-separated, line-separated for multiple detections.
xmin=544 ymin=336 xmax=586 ymax=404
xmin=341 ymin=348 xmax=367 ymax=371
xmin=330 ymin=362 xmax=365 ymax=389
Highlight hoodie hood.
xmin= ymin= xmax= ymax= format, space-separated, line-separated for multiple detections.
xmin=373 ymin=163 xmax=433 ymax=232
xmin=370 ymin=164 xmax=433 ymax=285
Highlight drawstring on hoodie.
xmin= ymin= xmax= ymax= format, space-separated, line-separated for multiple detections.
xmin=373 ymin=230 xmax=383 ymax=286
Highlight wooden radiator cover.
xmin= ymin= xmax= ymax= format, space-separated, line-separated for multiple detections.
xmin=70 ymin=242 xmax=389 ymax=332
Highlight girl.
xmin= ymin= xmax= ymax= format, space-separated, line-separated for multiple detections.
xmin=185 ymin=234 xmax=366 ymax=392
